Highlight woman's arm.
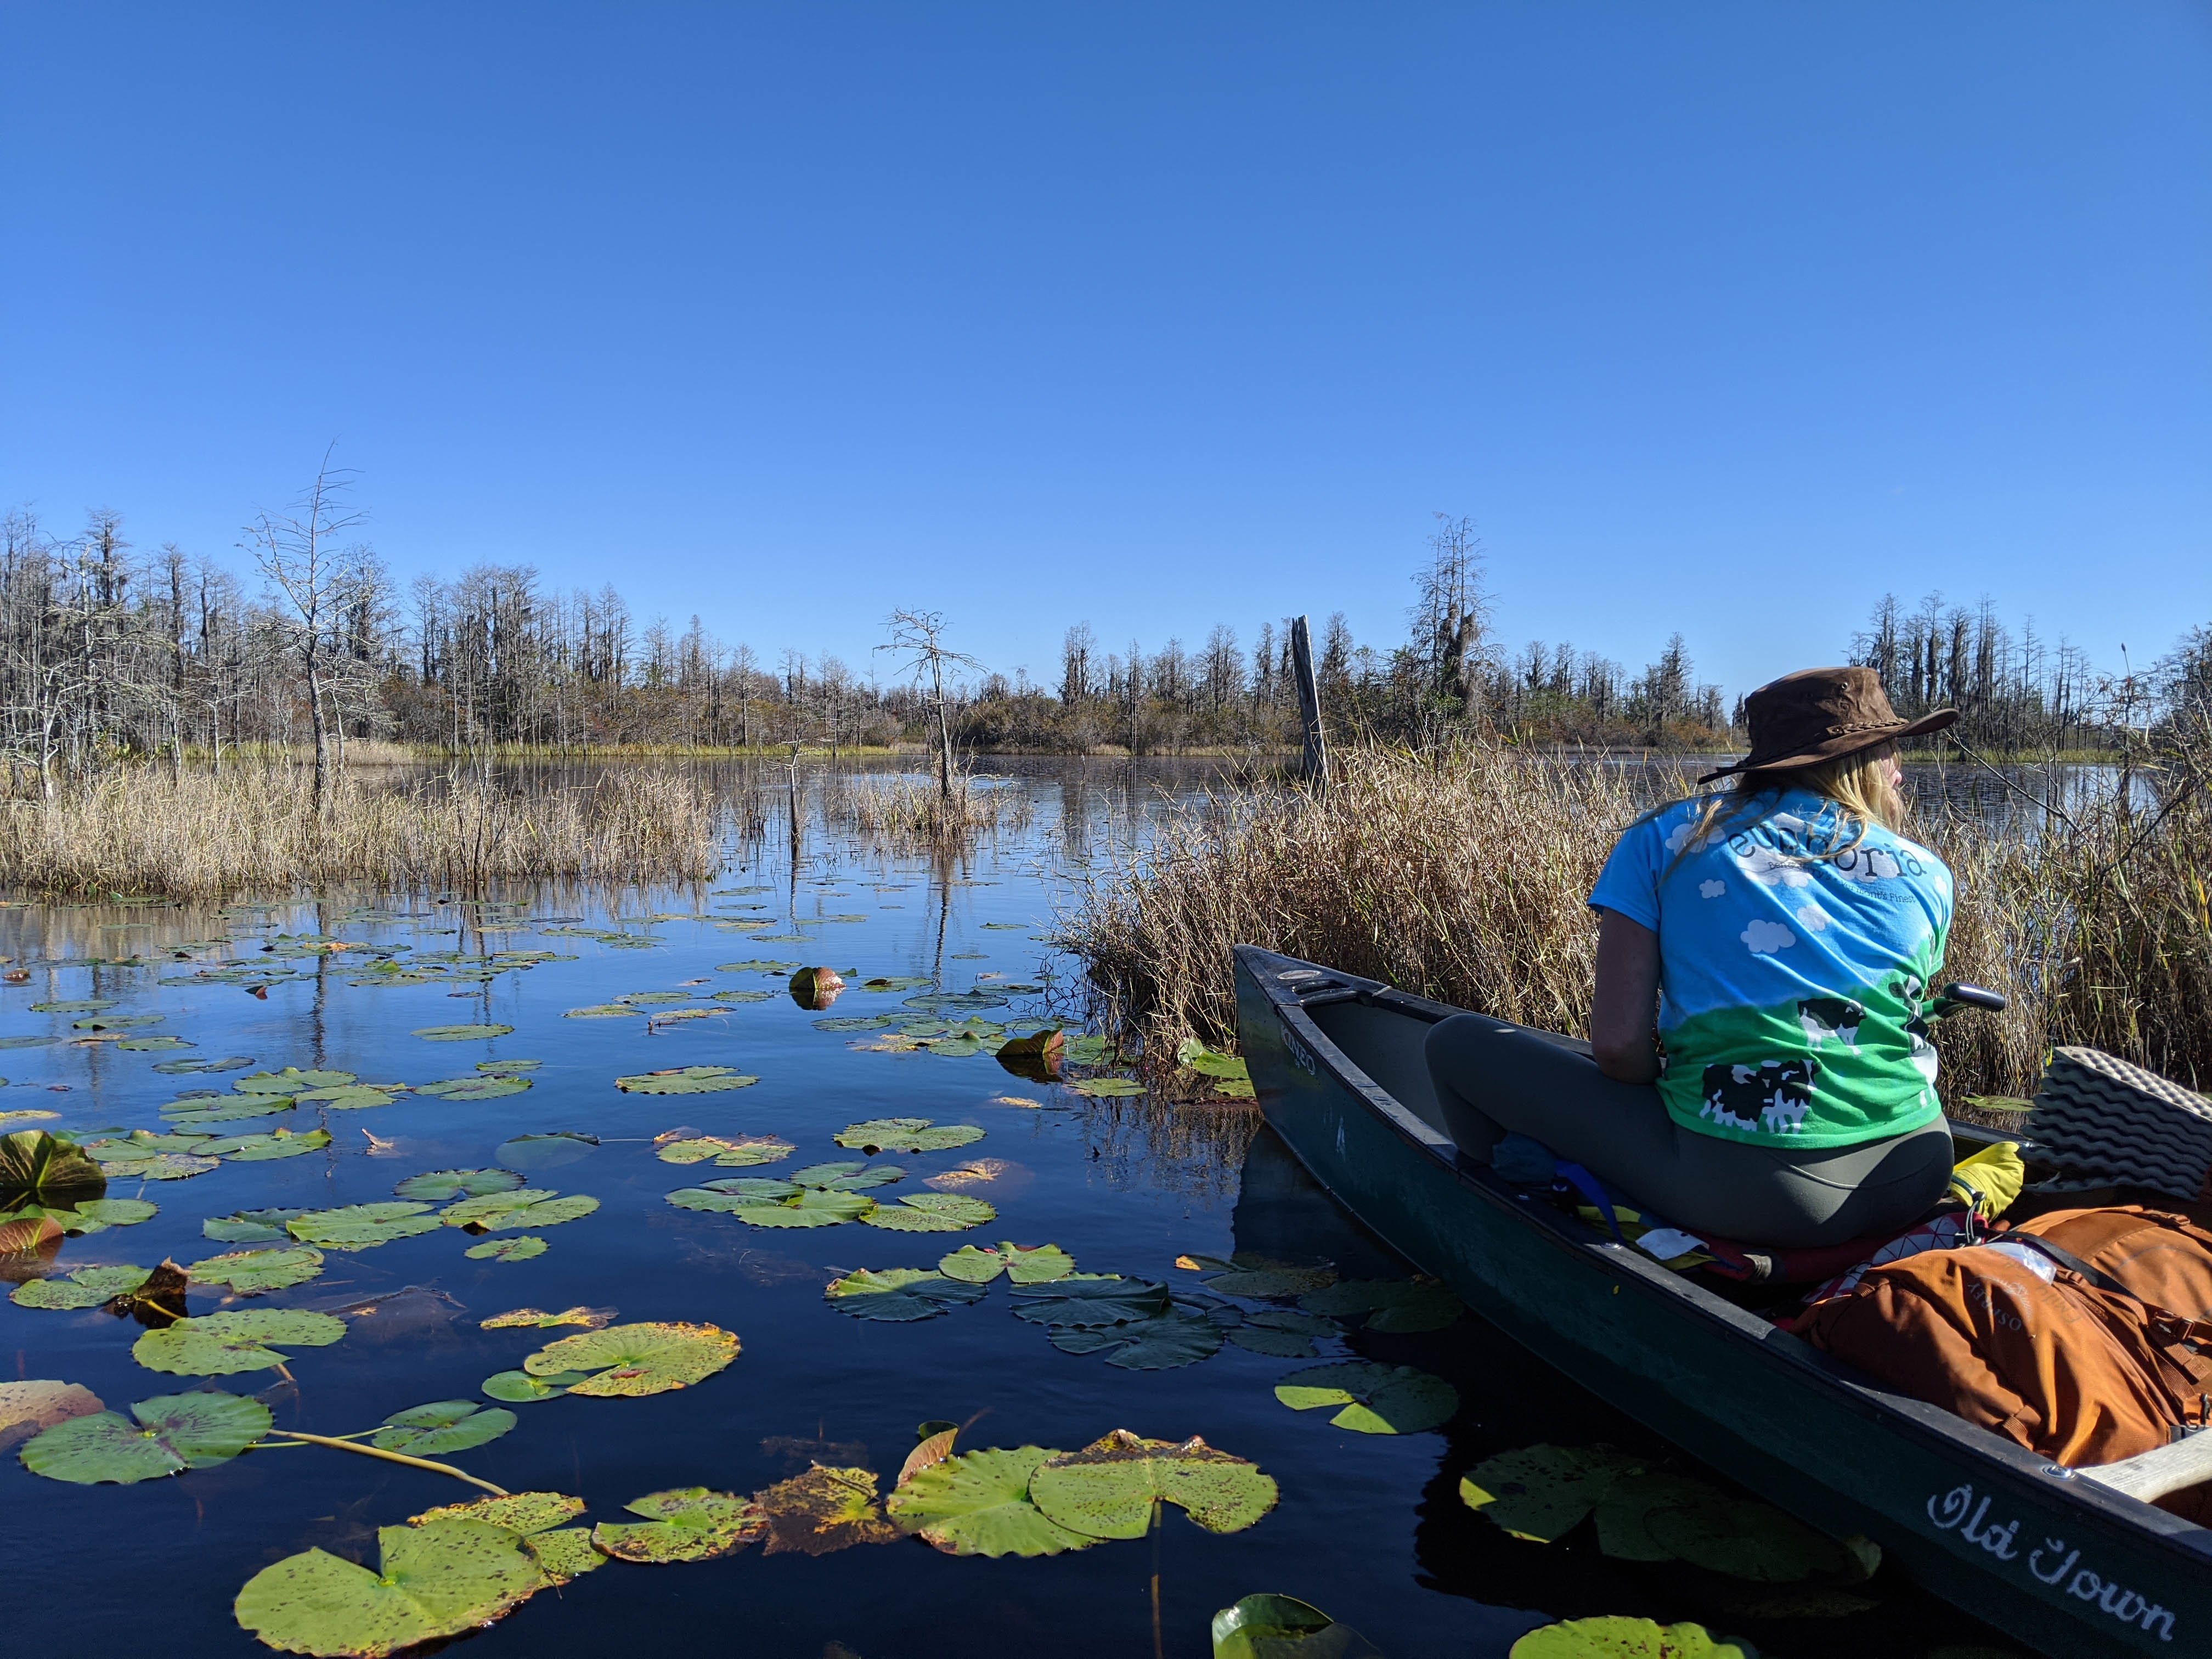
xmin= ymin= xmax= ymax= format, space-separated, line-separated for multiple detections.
xmin=1590 ymin=909 xmax=1662 ymax=1084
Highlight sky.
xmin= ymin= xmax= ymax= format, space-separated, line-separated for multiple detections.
xmin=3 ymin=3 xmax=2207 ymax=696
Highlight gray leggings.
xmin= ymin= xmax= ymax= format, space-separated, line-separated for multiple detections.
xmin=1423 ymin=1013 xmax=1955 ymax=1248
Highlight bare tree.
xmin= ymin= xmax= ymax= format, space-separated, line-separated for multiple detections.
xmin=878 ymin=608 xmax=984 ymax=799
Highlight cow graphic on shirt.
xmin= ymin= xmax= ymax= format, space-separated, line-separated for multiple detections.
xmin=1700 ymin=1058 xmax=1819 ymax=1135
xmin=1798 ymin=997 xmax=1865 ymax=1050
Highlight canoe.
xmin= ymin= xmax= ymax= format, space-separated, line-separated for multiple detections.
xmin=1232 ymin=943 xmax=2212 ymax=1658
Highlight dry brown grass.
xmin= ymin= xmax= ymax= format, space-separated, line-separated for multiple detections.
xmin=1065 ymin=742 xmax=2212 ymax=1101
xmin=0 ymin=765 xmax=718 ymax=899
xmin=827 ymin=772 xmax=1035 ymax=849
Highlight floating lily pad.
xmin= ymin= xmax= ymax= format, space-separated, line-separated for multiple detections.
xmin=615 ymin=1066 xmax=759 ymax=1096
xmin=466 ymin=1235 xmax=548 ymax=1261
xmin=1067 ymin=1076 xmax=1146 ymax=1098
xmin=1223 ymin=1309 xmax=1339 ymax=1358
xmin=938 ymin=1242 xmax=1075 ymax=1284
xmin=563 ymin=1004 xmax=642 ymax=1020
xmin=132 ymin=1308 xmax=347 ymax=1375
xmin=74 ymin=1014 xmax=163 ymax=1031
xmin=654 ymin=1135 xmax=794 ymax=1167
xmin=0 ymin=1109 xmax=59 ymax=1126
xmin=496 ymin=1133 xmax=599 ymax=1171
xmin=791 ymin=1160 xmax=905 ymax=1191
xmin=0 ymin=1130 xmax=106 ymax=1211
xmin=592 ymin=1487 xmax=764 ymax=1562
xmin=1052 ymin=1306 xmax=1225 ymax=1370
xmin=49 ymin=1194 xmax=157 ymax=1234
xmin=287 ymin=1202 xmax=443 ymax=1250
xmin=1508 ymin=1620 xmax=1754 ymax=1658
xmin=1029 ymin=1431 xmax=1278 ymax=1539
xmin=234 ymin=1068 xmax=355 ymax=1096
xmin=0 ymin=1035 xmax=60 ymax=1049
xmin=1274 ymin=1361 xmax=1458 ymax=1434
xmin=1009 ymin=1277 xmax=1169 ymax=1327
xmin=481 ymin=1368 xmax=594 ymax=1403
xmin=1457 ymin=1445 xmax=1649 ymax=1543
xmin=117 ymin=1035 xmax=194 ymax=1052
xmin=187 ymin=1247 xmax=326 ymax=1295
xmin=710 ymin=989 xmax=774 ymax=1003
xmin=163 ymin=1094 xmax=294 ymax=1125
xmin=833 ymin=1117 xmax=986 ymax=1155
xmin=1591 ymin=1471 xmax=1870 ymax=1582
xmin=825 ymin=1268 xmax=989 ymax=1322
xmin=202 ymin=1207 xmax=308 ymax=1244
xmin=522 ymin=1321 xmax=738 ymax=1396
xmin=1297 ymin=1277 xmax=1462 ymax=1332
xmin=441 ymin=1189 xmax=599 ymax=1231
xmin=903 ymin=991 xmax=1008 ymax=1014
xmin=885 ymin=1444 xmax=1096 ymax=1557
xmin=1212 ymin=1595 xmax=1384 ymax=1659
xmin=713 ymin=1186 xmax=876 ymax=1227
xmin=32 ymin=999 xmax=118 ymax=1013
xmin=154 ymin=1054 xmax=256 ymax=1075
xmin=0 ymin=1380 xmax=105 ymax=1453
xmin=480 ymin=1306 xmax=614 ymax=1330
xmin=19 ymin=1390 xmax=269 ymax=1484
xmin=394 ymin=1169 xmax=526 ymax=1202
xmin=409 ymin=1490 xmax=584 ymax=1533
xmin=413 ymin=1075 xmax=531 ymax=1101
xmin=234 ymin=1519 xmax=545 ymax=1657
xmin=12 ymin=1262 xmax=154 ymax=1310
xmin=94 ymin=1149 xmax=219 ymax=1181
xmin=863 ymin=1193 xmax=996 ymax=1233
xmin=411 ymin=1023 xmax=514 ymax=1041
xmin=478 ymin=1058 xmax=543 ymax=1072
xmin=373 ymin=1400 xmax=518 ymax=1457
xmin=201 ymin=1127 xmax=332 ymax=1161
xmin=1205 ymin=1258 xmax=1339 ymax=1298
xmin=753 ymin=1464 xmax=902 ymax=1555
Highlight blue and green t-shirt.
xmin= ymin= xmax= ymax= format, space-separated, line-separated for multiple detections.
xmin=1587 ymin=788 xmax=1954 ymax=1149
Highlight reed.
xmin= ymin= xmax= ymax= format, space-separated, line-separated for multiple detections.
xmin=1064 ymin=742 xmax=2212 ymax=1102
xmin=826 ymin=771 xmax=1035 ymax=848
xmin=0 ymin=765 xmax=719 ymax=900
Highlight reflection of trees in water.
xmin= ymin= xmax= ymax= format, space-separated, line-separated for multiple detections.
xmin=1074 ymin=1096 xmax=1260 ymax=1201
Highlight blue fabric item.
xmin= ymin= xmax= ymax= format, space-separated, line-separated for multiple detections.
xmin=1554 ymin=1160 xmax=1629 ymax=1243
xmin=1491 ymin=1132 xmax=1558 ymax=1185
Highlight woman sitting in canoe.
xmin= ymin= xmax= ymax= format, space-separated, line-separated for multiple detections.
xmin=1426 ymin=666 xmax=1960 ymax=1247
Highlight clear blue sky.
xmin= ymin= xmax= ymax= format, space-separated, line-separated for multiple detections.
xmin=4 ymin=3 xmax=2206 ymax=696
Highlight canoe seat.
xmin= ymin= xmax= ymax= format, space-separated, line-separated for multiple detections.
xmin=2081 ymin=1431 xmax=2212 ymax=1504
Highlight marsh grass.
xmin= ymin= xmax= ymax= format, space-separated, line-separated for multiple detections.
xmin=0 ymin=765 xmax=718 ymax=900
xmin=1066 ymin=743 xmax=2212 ymax=1101
xmin=826 ymin=771 xmax=1036 ymax=849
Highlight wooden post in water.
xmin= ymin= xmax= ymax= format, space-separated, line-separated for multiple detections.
xmin=1289 ymin=614 xmax=1329 ymax=791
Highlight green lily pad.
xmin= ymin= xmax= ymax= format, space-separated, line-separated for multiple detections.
xmin=411 ymin=1024 xmax=514 ymax=1041
xmin=1223 ymin=1309 xmax=1339 ymax=1358
xmin=187 ymin=1246 xmax=326 ymax=1295
xmin=616 ymin=991 xmax=693 ymax=1005
xmin=710 ymin=989 xmax=774 ymax=1003
xmin=132 ymin=1308 xmax=348 ymax=1375
xmin=790 ymin=1160 xmax=905 ymax=1191
xmin=1212 ymin=1595 xmax=1385 ymax=1659
xmin=885 ymin=1445 xmax=1098 ymax=1558
xmin=592 ymin=1487 xmax=765 ymax=1562
xmin=478 ymin=1058 xmax=542 ymax=1072
xmin=752 ymin=1464 xmax=902 ymax=1556
xmin=522 ymin=1321 xmax=738 ymax=1396
xmin=1206 ymin=1259 xmax=1339 ymax=1298
xmin=824 ymin=1268 xmax=989 ymax=1322
xmin=858 ymin=975 xmax=932 ymax=992
xmin=1068 ymin=1076 xmax=1146 ymax=1097
xmin=614 ymin=1065 xmax=758 ymax=1094
xmin=1458 ymin=1444 xmax=1649 ymax=1543
xmin=938 ymin=1242 xmax=1075 ymax=1284
xmin=563 ymin=1004 xmax=644 ymax=1019
xmin=441 ymin=1189 xmax=599 ymax=1231
xmin=1051 ymin=1306 xmax=1225 ymax=1369
xmin=479 ymin=1306 xmax=614 ymax=1330
xmin=466 ymin=1235 xmax=548 ymax=1261
xmin=716 ymin=959 xmax=803 ymax=973
xmin=163 ymin=1094 xmax=294 ymax=1125
xmin=298 ymin=1085 xmax=407 ymax=1111
xmin=32 ymin=998 xmax=118 ymax=1013
xmin=373 ymin=1400 xmax=518 ymax=1456
xmin=94 ymin=1149 xmax=219 ymax=1181
xmin=202 ymin=1207 xmax=308 ymax=1244
xmin=154 ymin=1054 xmax=256 ymax=1075
xmin=1029 ymin=1431 xmax=1279 ymax=1539
xmin=394 ymin=1168 xmax=526 ymax=1202
xmin=235 ymin=1068 xmax=356 ymax=1096
xmin=0 ymin=1035 xmax=61 ymax=1049
xmin=19 ymin=1390 xmax=269 ymax=1484
xmin=721 ymin=1187 xmax=876 ymax=1227
xmin=862 ymin=1193 xmax=996 ymax=1233
xmin=0 ymin=1109 xmax=57 ymax=1126
xmin=1274 ymin=1361 xmax=1458 ymax=1434
xmin=1297 ymin=1277 xmax=1463 ymax=1332
xmin=496 ymin=1133 xmax=599 ymax=1171
xmin=73 ymin=1013 xmax=163 ymax=1030
xmin=0 ymin=1129 xmax=106 ymax=1209
xmin=1009 ymin=1277 xmax=1169 ymax=1327
xmin=234 ymin=1518 xmax=545 ymax=1657
xmin=1592 ymin=1470 xmax=1868 ymax=1582
xmin=481 ymin=1368 xmax=594 ymax=1403
xmin=201 ymin=1127 xmax=332 ymax=1161
xmin=413 ymin=1075 xmax=532 ymax=1101
xmin=12 ymin=1262 xmax=154 ymax=1310
xmin=654 ymin=1135 xmax=794 ymax=1167
xmin=903 ymin=990 xmax=1008 ymax=1014
xmin=410 ymin=1490 xmax=584 ymax=1533
xmin=834 ymin=1117 xmax=985 ymax=1154
xmin=1508 ymin=1620 xmax=1755 ymax=1658
xmin=117 ymin=1035 xmax=194 ymax=1051
xmin=287 ymin=1202 xmax=442 ymax=1249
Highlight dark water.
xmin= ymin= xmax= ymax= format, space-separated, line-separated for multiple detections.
xmin=0 ymin=761 xmax=2024 ymax=1658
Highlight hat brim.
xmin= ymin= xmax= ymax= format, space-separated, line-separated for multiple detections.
xmin=1696 ymin=708 xmax=1957 ymax=786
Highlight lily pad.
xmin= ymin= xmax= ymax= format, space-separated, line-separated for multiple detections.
xmin=440 ymin=1189 xmax=599 ymax=1231
xmin=411 ymin=1023 xmax=514 ymax=1041
xmin=1009 ymin=1277 xmax=1170 ymax=1327
xmin=466 ymin=1235 xmax=548 ymax=1261
xmin=233 ymin=1518 xmax=545 ymax=1657
xmin=0 ymin=1109 xmax=59 ymax=1126
xmin=163 ymin=1094 xmax=295 ymax=1125
xmin=1457 ymin=1444 xmax=1649 ymax=1543
xmin=19 ymin=1390 xmax=269 ymax=1484
xmin=616 ymin=1066 xmax=759 ymax=1094
xmin=1051 ymin=1307 xmax=1225 ymax=1370
xmin=862 ymin=1193 xmax=996 ymax=1233
xmin=563 ymin=1003 xmax=644 ymax=1019
xmin=1068 ymin=1077 xmax=1146 ymax=1098
xmin=32 ymin=998 xmax=119 ymax=1013
xmin=203 ymin=1207 xmax=309 ymax=1244
xmin=1029 ymin=1431 xmax=1279 ymax=1539
xmin=12 ymin=1262 xmax=155 ymax=1310
xmin=1592 ymin=1470 xmax=1870 ymax=1582
xmin=825 ymin=1268 xmax=989 ymax=1322
xmin=132 ymin=1308 xmax=348 ymax=1375
xmin=373 ymin=1400 xmax=518 ymax=1457
xmin=1509 ymin=1620 xmax=1754 ymax=1658
xmin=1274 ymin=1362 xmax=1458 ymax=1434
xmin=1212 ymin=1595 xmax=1385 ymax=1659
xmin=287 ymin=1203 xmax=443 ymax=1250
xmin=413 ymin=1075 xmax=531 ymax=1101
xmin=886 ymin=1444 xmax=1096 ymax=1558
xmin=481 ymin=1368 xmax=595 ymax=1403
xmin=188 ymin=1247 xmax=327 ymax=1295
xmin=73 ymin=1013 xmax=163 ymax=1030
xmin=202 ymin=1127 xmax=332 ymax=1161
xmin=1223 ymin=1309 xmax=1339 ymax=1358
xmin=790 ymin=1160 xmax=905 ymax=1191
xmin=117 ymin=1035 xmax=194 ymax=1052
xmin=496 ymin=1133 xmax=599 ymax=1171
xmin=720 ymin=1187 xmax=876 ymax=1227
xmin=592 ymin=1487 xmax=765 ymax=1562
xmin=0 ymin=1379 xmax=105 ymax=1453
xmin=234 ymin=1068 xmax=355 ymax=1096
xmin=938 ymin=1242 xmax=1075 ymax=1284
xmin=410 ymin=1490 xmax=584 ymax=1533
xmin=754 ymin=1464 xmax=903 ymax=1555
xmin=1297 ymin=1277 xmax=1463 ymax=1333
xmin=522 ymin=1321 xmax=738 ymax=1396
xmin=834 ymin=1117 xmax=986 ymax=1154
xmin=480 ymin=1306 xmax=615 ymax=1330
xmin=1 ymin=1130 xmax=107 ymax=1207
xmin=655 ymin=1135 xmax=795 ymax=1167
xmin=1206 ymin=1258 xmax=1339 ymax=1298
xmin=394 ymin=1168 xmax=526 ymax=1202
xmin=154 ymin=1054 xmax=256 ymax=1075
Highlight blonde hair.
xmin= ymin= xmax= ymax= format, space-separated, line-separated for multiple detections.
xmin=1661 ymin=743 xmax=1907 ymax=878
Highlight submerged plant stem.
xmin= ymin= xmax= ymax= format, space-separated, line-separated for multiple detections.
xmin=259 ymin=1430 xmax=510 ymax=1496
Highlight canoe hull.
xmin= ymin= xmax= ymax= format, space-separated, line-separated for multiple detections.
xmin=1233 ymin=945 xmax=2212 ymax=1658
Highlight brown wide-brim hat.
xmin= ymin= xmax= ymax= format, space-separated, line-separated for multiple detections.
xmin=1697 ymin=665 xmax=1956 ymax=786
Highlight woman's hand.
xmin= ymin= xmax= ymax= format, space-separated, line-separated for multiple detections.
xmin=1591 ymin=910 xmax=1662 ymax=1084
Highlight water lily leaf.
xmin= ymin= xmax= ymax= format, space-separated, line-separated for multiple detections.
xmin=480 ymin=1306 xmax=614 ymax=1330
xmin=1068 ymin=1077 xmax=1146 ymax=1097
xmin=478 ymin=1058 xmax=542 ymax=1071
xmin=825 ymin=1267 xmax=989 ymax=1321
xmin=1297 ymin=1277 xmax=1462 ymax=1332
xmin=409 ymin=1490 xmax=584 ymax=1534
xmin=616 ymin=991 xmax=693 ymax=1006
xmin=132 ymin=1308 xmax=347 ymax=1375
xmin=1458 ymin=1444 xmax=1648 ymax=1543
xmin=163 ymin=1094 xmax=294 ymax=1124
xmin=1508 ymin=1619 xmax=1755 ymax=1658
xmin=1274 ymin=1361 xmax=1458 ymax=1434
xmin=53 ymin=1195 xmax=158 ymax=1233
xmin=117 ymin=1035 xmax=194 ymax=1051
xmin=466 ymin=1235 xmax=548 ymax=1261
xmin=616 ymin=1065 xmax=759 ymax=1094
xmin=1223 ymin=1310 xmax=1339 ymax=1358
xmin=96 ymin=1150 xmax=220 ymax=1181
xmin=834 ymin=1117 xmax=986 ymax=1154
xmin=902 ymin=990 xmax=1008 ymax=1014
xmin=233 ymin=1518 xmax=545 ymax=1657
xmin=1052 ymin=1306 xmax=1225 ymax=1369
xmin=20 ymin=1390 xmax=269 ymax=1483
xmin=1211 ymin=1594 xmax=1385 ymax=1659
xmin=287 ymin=1202 xmax=442 ymax=1250
xmin=938 ymin=1242 xmax=1075 ymax=1284
xmin=1029 ymin=1431 xmax=1279 ymax=1539
xmin=522 ymin=1321 xmax=738 ymax=1396
xmin=481 ymin=1368 xmax=594 ymax=1403
xmin=74 ymin=1013 xmax=163 ymax=1030
xmin=441 ymin=1188 xmax=599 ymax=1231
xmin=1175 ymin=1039 xmax=1250 ymax=1080
xmin=1205 ymin=1259 xmax=1339 ymax=1298
xmin=753 ymin=1464 xmax=902 ymax=1555
xmin=858 ymin=975 xmax=930 ymax=991
xmin=0 ymin=1379 xmax=105 ymax=1452
xmin=710 ymin=989 xmax=774 ymax=1003
xmin=154 ymin=1054 xmax=256 ymax=1075
xmin=1009 ymin=1277 xmax=1168 ymax=1327
xmin=413 ymin=1075 xmax=531 ymax=1101
xmin=12 ymin=1262 xmax=154 ymax=1310
xmin=394 ymin=1168 xmax=525 ymax=1202
xmin=188 ymin=1247 xmax=326 ymax=1295
xmin=0 ymin=1109 xmax=59 ymax=1126
xmin=926 ymin=1157 xmax=1018 ymax=1192
xmin=791 ymin=1160 xmax=905 ymax=1192
xmin=563 ymin=1003 xmax=643 ymax=1019
xmin=656 ymin=1135 xmax=794 ymax=1167
xmin=863 ymin=1193 xmax=996 ymax=1233
xmin=204 ymin=1207 xmax=308 ymax=1244
xmin=496 ymin=1133 xmax=599 ymax=1171
xmin=33 ymin=998 xmax=116 ymax=1013
xmin=234 ymin=1068 xmax=355 ymax=1096
xmin=1 ymin=1129 xmax=107 ymax=1205
xmin=411 ymin=1023 xmax=514 ymax=1041
xmin=0 ymin=1034 xmax=61 ymax=1049
xmin=726 ymin=1187 xmax=876 ymax=1227
xmin=1592 ymin=1471 xmax=1865 ymax=1582
xmin=201 ymin=1127 xmax=332 ymax=1161
xmin=373 ymin=1400 xmax=518 ymax=1457
xmin=885 ymin=1445 xmax=1097 ymax=1557
xmin=592 ymin=1487 xmax=765 ymax=1561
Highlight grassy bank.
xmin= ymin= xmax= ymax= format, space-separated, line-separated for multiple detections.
xmin=0 ymin=765 xmax=719 ymax=900
xmin=1065 ymin=743 xmax=2212 ymax=1103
